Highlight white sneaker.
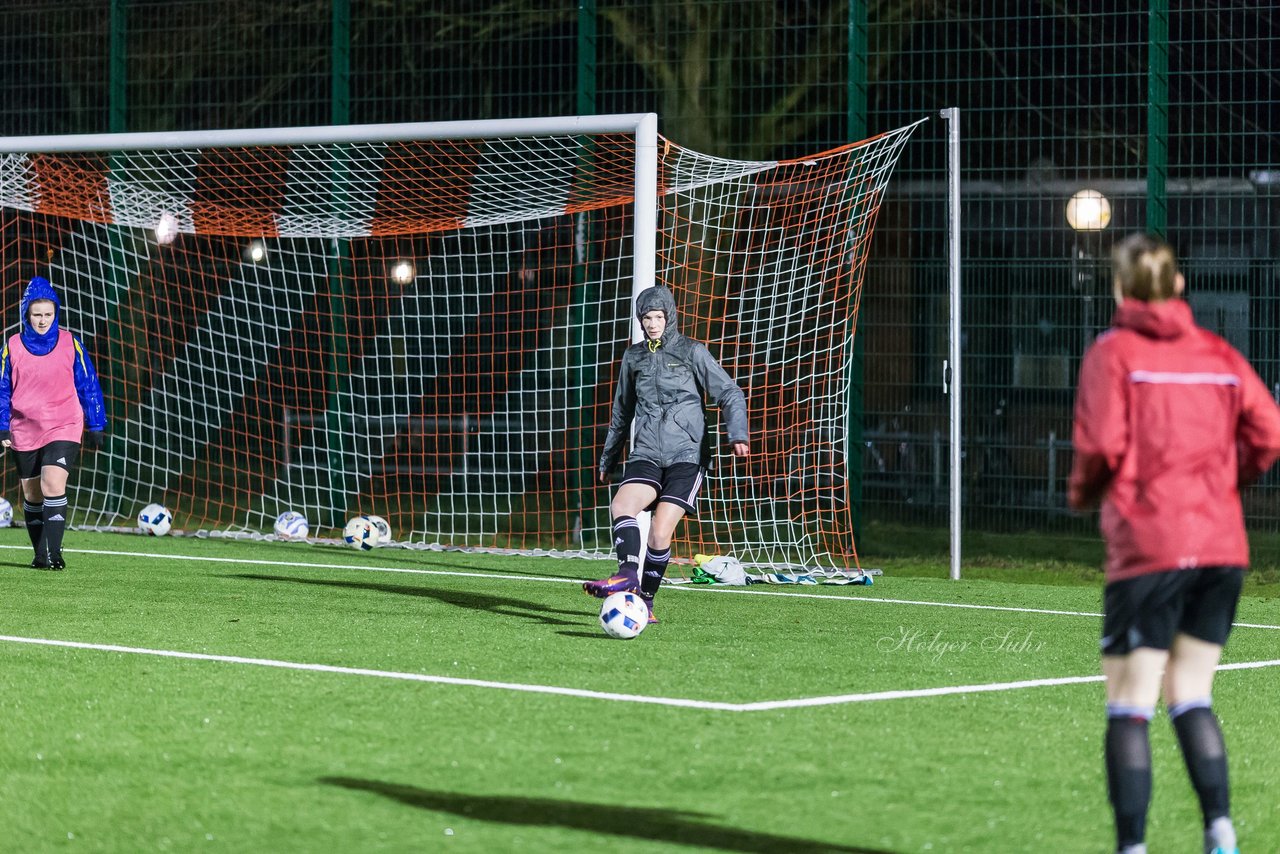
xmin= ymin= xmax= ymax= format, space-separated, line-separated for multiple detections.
xmin=1204 ymin=815 xmax=1238 ymax=854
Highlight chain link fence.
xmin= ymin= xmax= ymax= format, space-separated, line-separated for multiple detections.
xmin=2 ymin=1 xmax=1276 ymax=553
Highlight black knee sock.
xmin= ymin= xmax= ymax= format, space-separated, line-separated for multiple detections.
xmin=1105 ymin=706 xmax=1153 ymax=849
xmin=1170 ymin=700 xmax=1231 ymax=826
xmin=611 ymin=516 xmax=641 ymax=572
xmin=40 ymin=494 xmax=68 ymax=559
xmin=640 ymin=545 xmax=671 ymax=598
xmin=23 ymin=501 xmax=44 ymax=555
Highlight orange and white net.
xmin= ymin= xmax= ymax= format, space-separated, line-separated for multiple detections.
xmin=0 ymin=119 xmax=920 ymax=569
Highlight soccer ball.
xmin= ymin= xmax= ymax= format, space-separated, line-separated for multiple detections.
xmin=274 ymin=510 xmax=309 ymax=540
xmin=0 ymin=497 xmax=11 ymax=528
xmin=364 ymin=513 xmax=392 ymax=545
xmin=598 ymin=591 xmax=650 ymax=640
xmin=138 ymin=503 xmax=173 ymax=536
xmin=343 ymin=516 xmax=377 ymax=551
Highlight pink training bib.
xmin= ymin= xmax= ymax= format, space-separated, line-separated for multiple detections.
xmin=7 ymin=330 xmax=86 ymax=450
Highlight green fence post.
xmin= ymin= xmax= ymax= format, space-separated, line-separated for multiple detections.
xmin=331 ymin=0 xmax=349 ymax=126
xmin=322 ymin=0 xmax=354 ymax=528
xmin=101 ymin=0 xmax=130 ymax=520
xmin=1147 ymin=0 xmax=1169 ymax=238
xmin=109 ymin=0 xmax=127 ymax=133
xmin=569 ymin=0 xmax=600 ymax=547
xmin=847 ymin=0 xmax=868 ymax=546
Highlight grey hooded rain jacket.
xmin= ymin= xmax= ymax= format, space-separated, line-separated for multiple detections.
xmin=598 ymin=286 xmax=749 ymax=476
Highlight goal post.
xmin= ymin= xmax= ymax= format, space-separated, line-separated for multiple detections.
xmin=0 ymin=113 xmax=922 ymax=571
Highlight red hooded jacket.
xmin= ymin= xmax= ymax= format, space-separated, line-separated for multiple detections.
xmin=1069 ymin=298 xmax=1280 ymax=582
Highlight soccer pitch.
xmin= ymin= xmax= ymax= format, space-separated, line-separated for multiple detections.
xmin=2 ymin=531 xmax=1278 ymax=852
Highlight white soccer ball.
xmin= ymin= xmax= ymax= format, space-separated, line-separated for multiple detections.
xmin=343 ymin=516 xmax=377 ymax=551
xmin=274 ymin=510 xmax=310 ymax=540
xmin=155 ymin=211 xmax=178 ymax=245
xmin=364 ymin=514 xmax=392 ymax=545
xmin=598 ymin=591 xmax=650 ymax=640
xmin=0 ymin=497 xmax=11 ymax=528
xmin=138 ymin=502 xmax=173 ymax=536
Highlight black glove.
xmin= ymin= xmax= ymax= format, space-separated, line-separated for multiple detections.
xmin=0 ymin=430 xmax=10 ymax=446
xmin=83 ymin=430 xmax=106 ymax=450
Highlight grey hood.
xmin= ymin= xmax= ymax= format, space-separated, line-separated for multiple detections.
xmin=634 ymin=285 xmax=679 ymax=339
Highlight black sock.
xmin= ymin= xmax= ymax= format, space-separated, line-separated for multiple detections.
xmin=1170 ymin=700 xmax=1231 ymax=826
xmin=41 ymin=494 xmax=68 ymax=559
xmin=1105 ymin=708 xmax=1153 ymax=849
xmin=23 ymin=501 xmax=44 ymax=555
xmin=640 ymin=545 xmax=671 ymax=598
xmin=611 ymin=516 xmax=641 ymax=572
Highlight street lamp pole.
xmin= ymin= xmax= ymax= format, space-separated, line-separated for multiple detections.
xmin=1066 ymin=189 xmax=1112 ymax=354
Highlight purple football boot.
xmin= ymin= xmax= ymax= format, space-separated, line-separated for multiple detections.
xmin=582 ymin=567 xmax=640 ymax=598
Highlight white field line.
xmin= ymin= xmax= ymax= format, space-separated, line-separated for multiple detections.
xmin=5 ymin=544 xmax=1280 ymax=709
xmin=690 ymin=586 xmax=1280 ymax=631
xmin=3 ymin=633 xmax=1278 ymax=712
xmin=0 ymin=634 xmax=738 ymax=711
xmin=0 ymin=545 xmax=573 ymax=586
xmin=737 ymin=656 xmax=1280 ymax=711
xmin=8 ymin=544 xmax=1278 ymax=630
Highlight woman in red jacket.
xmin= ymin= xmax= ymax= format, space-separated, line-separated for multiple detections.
xmin=1069 ymin=233 xmax=1280 ymax=854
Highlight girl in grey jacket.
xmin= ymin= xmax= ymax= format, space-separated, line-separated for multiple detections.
xmin=584 ymin=285 xmax=750 ymax=622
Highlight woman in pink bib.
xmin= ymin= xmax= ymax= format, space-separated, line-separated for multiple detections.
xmin=0 ymin=276 xmax=107 ymax=570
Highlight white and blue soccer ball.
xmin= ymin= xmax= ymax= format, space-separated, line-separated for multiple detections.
xmin=274 ymin=510 xmax=310 ymax=540
xmin=0 ymin=497 xmax=11 ymax=528
xmin=599 ymin=591 xmax=649 ymax=640
xmin=363 ymin=513 xmax=392 ymax=545
xmin=343 ymin=515 xmax=377 ymax=551
xmin=138 ymin=502 xmax=173 ymax=536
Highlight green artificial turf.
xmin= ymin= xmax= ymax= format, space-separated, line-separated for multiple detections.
xmin=1 ymin=529 xmax=1278 ymax=852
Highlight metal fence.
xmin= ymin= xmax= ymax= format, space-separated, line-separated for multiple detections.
xmin=862 ymin=3 xmax=1280 ymax=545
xmin=1 ymin=1 xmax=1276 ymax=548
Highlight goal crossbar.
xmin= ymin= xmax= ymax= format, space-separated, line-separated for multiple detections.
xmin=0 ymin=114 xmax=659 ymax=152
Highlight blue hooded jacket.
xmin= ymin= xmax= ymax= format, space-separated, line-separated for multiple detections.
xmin=0 ymin=276 xmax=107 ymax=433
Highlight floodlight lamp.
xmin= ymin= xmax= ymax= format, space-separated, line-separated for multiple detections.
xmin=390 ymin=260 xmax=416 ymax=285
xmin=1066 ymin=189 xmax=1111 ymax=232
xmin=246 ymin=240 xmax=267 ymax=263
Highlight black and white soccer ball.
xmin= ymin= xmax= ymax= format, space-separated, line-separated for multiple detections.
xmin=599 ymin=591 xmax=649 ymax=640
xmin=363 ymin=513 xmax=392 ymax=545
xmin=274 ymin=510 xmax=310 ymax=540
xmin=343 ymin=516 xmax=377 ymax=551
xmin=138 ymin=503 xmax=173 ymax=536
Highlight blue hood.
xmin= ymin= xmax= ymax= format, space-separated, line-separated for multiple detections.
xmin=20 ymin=276 xmax=61 ymax=355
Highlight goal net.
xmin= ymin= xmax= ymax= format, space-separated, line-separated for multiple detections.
xmin=0 ymin=114 xmax=921 ymax=570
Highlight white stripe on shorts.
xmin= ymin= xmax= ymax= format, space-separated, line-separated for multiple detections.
xmin=683 ymin=469 xmax=704 ymax=507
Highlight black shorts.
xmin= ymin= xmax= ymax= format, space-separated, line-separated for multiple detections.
xmin=1100 ymin=566 xmax=1244 ymax=656
xmin=619 ymin=460 xmax=705 ymax=516
xmin=9 ymin=440 xmax=81 ymax=480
